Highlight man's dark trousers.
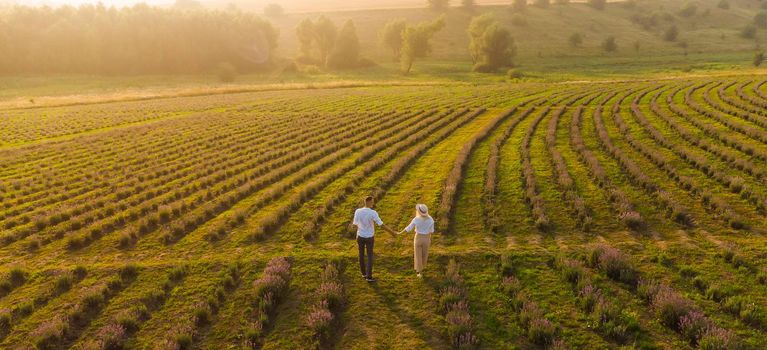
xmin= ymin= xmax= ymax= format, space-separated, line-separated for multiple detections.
xmin=357 ymin=235 xmax=374 ymax=278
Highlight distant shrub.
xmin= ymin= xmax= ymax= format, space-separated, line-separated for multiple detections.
xmin=534 ymin=0 xmax=550 ymax=8
xmin=602 ymin=36 xmax=618 ymax=52
xmin=632 ymin=13 xmax=659 ymax=30
xmin=507 ymin=69 xmax=525 ymax=79
xmin=568 ymin=32 xmax=583 ymax=47
xmin=664 ymin=25 xmax=679 ymax=41
xmin=755 ymin=12 xmax=767 ymax=28
xmin=588 ymin=0 xmax=606 ymax=10
xmin=216 ymin=62 xmax=237 ymax=83
xmin=717 ymin=0 xmax=729 ymax=10
xmin=678 ymin=1 xmax=698 ymax=17
xmin=754 ymin=52 xmax=765 ymax=67
xmin=511 ymin=0 xmax=527 ymax=12
xmin=428 ymin=0 xmax=450 ymax=11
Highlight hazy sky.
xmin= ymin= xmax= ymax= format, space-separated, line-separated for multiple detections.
xmin=14 ymin=0 xmax=171 ymax=5
xmin=9 ymin=0 xmax=516 ymax=12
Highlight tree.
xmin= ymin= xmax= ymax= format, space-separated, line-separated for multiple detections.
xmin=678 ymin=1 xmax=697 ymax=18
xmin=380 ymin=19 xmax=407 ymax=61
xmin=602 ymin=36 xmax=617 ymax=52
xmin=327 ymin=20 xmax=361 ymax=69
xmin=313 ymin=16 xmax=338 ymax=66
xmin=511 ymin=0 xmax=527 ymax=12
xmin=428 ymin=0 xmax=450 ymax=11
xmin=755 ymin=52 xmax=765 ymax=67
xmin=0 ymin=5 xmax=278 ymax=75
xmin=473 ymin=24 xmax=516 ymax=72
xmin=401 ymin=16 xmax=447 ymax=74
xmin=588 ymin=0 xmax=606 ymax=10
xmin=264 ymin=3 xmax=284 ymax=17
xmin=664 ymin=25 xmax=679 ymax=42
xmin=568 ymin=32 xmax=583 ymax=47
xmin=296 ymin=18 xmax=315 ymax=59
xmin=462 ymin=0 xmax=476 ymax=11
xmin=534 ymin=0 xmax=550 ymax=8
xmin=741 ymin=25 xmax=757 ymax=39
xmin=555 ymin=0 xmax=570 ymax=4
xmin=468 ymin=14 xmax=497 ymax=63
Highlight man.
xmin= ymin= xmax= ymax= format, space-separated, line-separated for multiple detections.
xmin=352 ymin=196 xmax=397 ymax=282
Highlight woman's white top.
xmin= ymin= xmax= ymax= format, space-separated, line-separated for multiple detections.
xmin=404 ymin=216 xmax=435 ymax=235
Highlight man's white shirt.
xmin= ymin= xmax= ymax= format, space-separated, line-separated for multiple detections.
xmin=353 ymin=207 xmax=383 ymax=238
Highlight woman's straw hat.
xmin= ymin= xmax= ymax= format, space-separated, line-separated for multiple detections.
xmin=416 ymin=204 xmax=429 ymax=216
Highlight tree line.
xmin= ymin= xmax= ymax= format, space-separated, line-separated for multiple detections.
xmin=0 ymin=4 xmax=277 ymax=75
xmin=0 ymin=3 xmax=517 ymax=76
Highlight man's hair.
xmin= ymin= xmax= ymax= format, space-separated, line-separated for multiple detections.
xmin=365 ymin=196 xmax=374 ymax=204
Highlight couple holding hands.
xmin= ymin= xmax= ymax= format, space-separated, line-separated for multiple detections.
xmin=352 ymin=196 xmax=434 ymax=282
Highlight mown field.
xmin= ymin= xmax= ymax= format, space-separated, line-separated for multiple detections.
xmin=1 ymin=75 xmax=767 ymax=350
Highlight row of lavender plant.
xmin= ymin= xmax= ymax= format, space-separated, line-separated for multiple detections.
xmin=666 ymin=86 xmax=767 ymax=162
xmin=630 ymin=95 xmax=766 ymax=216
xmin=439 ymin=259 xmax=479 ymax=349
xmin=685 ymin=84 xmax=767 ymax=144
xmin=160 ymin=262 xmax=241 ymax=349
xmin=0 ymin=266 xmax=85 ymax=341
xmin=554 ymin=258 xmax=641 ymax=344
xmin=570 ymin=105 xmax=644 ymax=231
xmin=305 ymin=261 xmax=346 ymax=350
xmin=16 ymin=112 xmax=313 ymax=250
xmin=712 ymin=82 xmax=767 ymax=127
xmin=544 ymin=106 xmax=592 ymax=231
xmin=620 ymin=104 xmax=752 ymax=228
xmin=734 ymin=81 xmax=767 ymax=110
xmin=245 ymin=257 xmax=292 ymax=348
xmin=500 ymin=254 xmax=566 ymax=349
xmin=653 ymin=247 xmax=767 ymax=334
xmin=79 ymin=265 xmax=188 ymax=350
xmin=483 ymin=106 xmax=536 ymax=233
xmin=0 ymin=267 xmax=26 ymax=299
xmin=30 ymin=265 xmax=138 ymax=350
xmin=587 ymin=244 xmax=741 ymax=349
xmin=149 ymin=110 xmax=409 ymax=244
xmin=301 ymin=108 xmax=463 ymax=241
xmin=650 ymin=89 xmax=767 ymax=176
xmin=521 ymin=107 xmax=552 ymax=231
xmin=437 ymin=107 xmax=518 ymax=234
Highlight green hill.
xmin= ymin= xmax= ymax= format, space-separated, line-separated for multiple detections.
xmin=265 ymin=0 xmax=767 ymax=75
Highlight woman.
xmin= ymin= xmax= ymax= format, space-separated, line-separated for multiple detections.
xmin=399 ymin=204 xmax=434 ymax=278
